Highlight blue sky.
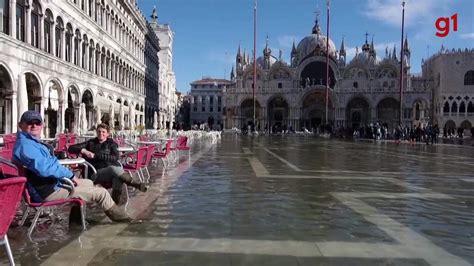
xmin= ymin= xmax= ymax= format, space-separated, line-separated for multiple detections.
xmin=137 ymin=0 xmax=474 ymax=93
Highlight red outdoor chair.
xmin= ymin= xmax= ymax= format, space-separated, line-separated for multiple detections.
xmin=140 ymin=145 xmax=155 ymax=182
xmin=3 ymin=134 xmax=16 ymax=150
xmin=122 ymin=146 xmax=147 ymax=183
xmin=0 ymin=158 xmax=87 ymax=237
xmin=152 ymin=140 xmax=172 ymax=169
xmin=176 ymin=136 xmax=191 ymax=159
xmin=55 ymin=134 xmax=67 ymax=152
xmin=0 ymin=177 xmax=26 ymax=266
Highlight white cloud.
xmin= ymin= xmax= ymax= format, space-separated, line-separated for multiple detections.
xmin=460 ymin=33 xmax=474 ymax=40
xmin=363 ymin=0 xmax=449 ymax=28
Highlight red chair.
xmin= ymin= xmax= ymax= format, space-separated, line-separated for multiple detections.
xmin=176 ymin=136 xmax=191 ymax=158
xmin=140 ymin=145 xmax=155 ymax=182
xmin=0 ymin=177 xmax=27 ymax=266
xmin=122 ymin=146 xmax=147 ymax=183
xmin=152 ymin=140 xmax=172 ymax=169
xmin=3 ymin=134 xmax=16 ymax=150
xmin=0 ymin=158 xmax=87 ymax=237
xmin=55 ymin=134 xmax=68 ymax=152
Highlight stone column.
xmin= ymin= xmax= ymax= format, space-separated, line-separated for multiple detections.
xmin=61 ymin=30 xmax=66 ymax=59
xmin=39 ymin=13 xmax=44 ymax=50
xmin=51 ymin=21 xmax=56 ymax=55
xmin=77 ymin=37 xmax=82 ymax=67
xmin=11 ymin=92 xmax=17 ymax=133
xmin=84 ymin=42 xmax=89 ymax=71
xmin=25 ymin=4 xmax=31 ymax=44
xmin=9 ymin=0 xmax=16 ymax=38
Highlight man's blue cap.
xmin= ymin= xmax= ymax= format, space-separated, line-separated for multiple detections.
xmin=20 ymin=110 xmax=43 ymax=124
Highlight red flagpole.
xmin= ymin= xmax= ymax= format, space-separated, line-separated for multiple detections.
xmin=253 ymin=0 xmax=257 ymax=129
xmin=399 ymin=1 xmax=405 ymax=126
xmin=325 ymin=0 xmax=330 ymax=125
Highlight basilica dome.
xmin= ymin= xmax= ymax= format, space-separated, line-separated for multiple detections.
xmin=296 ymin=21 xmax=337 ymax=60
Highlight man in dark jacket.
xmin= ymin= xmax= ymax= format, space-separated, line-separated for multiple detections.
xmin=68 ymin=123 xmax=147 ymax=204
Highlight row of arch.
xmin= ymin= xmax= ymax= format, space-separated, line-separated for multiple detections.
xmin=0 ymin=62 xmax=147 ymax=135
xmin=442 ymin=101 xmax=474 ymax=115
xmin=1 ymin=0 xmax=146 ymax=94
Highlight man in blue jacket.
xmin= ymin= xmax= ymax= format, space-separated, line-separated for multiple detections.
xmin=13 ymin=110 xmax=131 ymax=222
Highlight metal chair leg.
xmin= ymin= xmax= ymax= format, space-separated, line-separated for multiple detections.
xmin=28 ymin=208 xmax=43 ymax=237
xmin=19 ymin=207 xmax=30 ymax=226
xmin=80 ymin=205 xmax=87 ymax=231
xmin=2 ymin=235 xmax=16 ymax=266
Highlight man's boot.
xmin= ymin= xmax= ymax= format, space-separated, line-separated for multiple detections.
xmin=105 ymin=205 xmax=132 ymax=223
xmin=120 ymin=175 xmax=148 ymax=192
xmin=111 ymin=189 xmax=122 ymax=205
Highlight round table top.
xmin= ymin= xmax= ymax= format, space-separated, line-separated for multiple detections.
xmin=118 ymin=146 xmax=134 ymax=152
xmin=58 ymin=158 xmax=86 ymax=165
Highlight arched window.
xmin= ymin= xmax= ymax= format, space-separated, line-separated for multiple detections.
xmin=468 ymin=102 xmax=474 ymax=114
xmin=16 ymin=0 xmax=27 ymax=41
xmin=44 ymin=9 xmax=53 ymax=54
xmin=415 ymin=103 xmax=420 ymax=120
xmin=31 ymin=0 xmax=41 ymax=48
xmin=353 ymin=82 xmax=358 ymax=88
xmin=65 ymin=24 xmax=73 ymax=62
xmin=1 ymin=0 xmax=10 ymax=34
xmin=74 ymin=29 xmax=81 ymax=65
xmin=55 ymin=17 xmax=63 ymax=58
xmin=451 ymin=102 xmax=458 ymax=114
xmin=464 ymin=70 xmax=474 ymax=85
xmin=459 ymin=102 xmax=466 ymax=113
xmin=443 ymin=102 xmax=449 ymax=114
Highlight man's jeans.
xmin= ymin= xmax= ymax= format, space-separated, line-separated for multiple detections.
xmin=94 ymin=165 xmax=125 ymax=191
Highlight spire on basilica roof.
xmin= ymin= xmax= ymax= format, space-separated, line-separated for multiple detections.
xmin=291 ymin=40 xmax=297 ymax=55
xmin=392 ymin=45 xmax=397 ymax=60
xmin=150 ymin=6 xmax=158 ymax=23
xmin=312 ymin=6 xmax=321 ymax=35
xmin=339 ymin=37 xmax=346 ymax=56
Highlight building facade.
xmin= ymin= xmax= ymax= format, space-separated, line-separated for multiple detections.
xmin=421 ymin=49 xmax=474 ymax=132
xmin=144 ymin=21 xmax=160 ymax=129
xmin=149 ymin=7 xmax=177 ymax=129
xmin=190 ymin=78 xmax=231 ymax=129
xmin=224 ymin=15 xmax=474 ymax=135
xmin=0 ymin=0 xmax=147 ymax=136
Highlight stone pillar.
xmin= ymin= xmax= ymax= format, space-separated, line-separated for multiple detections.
xmin=25 ymin=4 xmax=31 ymax=44
xmin=61 ymin=30 xmax=66 ymax=59
xmin=9 ymin=0 xmax=16 ymax=38
xmin=39 ymin=13 xmax=44 ymax=49
xmin=84 ymin=42 xmax=89 ymax=71
xmin=77 ymin=37 xmax=82 ymax=67
xmin=51 ymin=21 xmax=56 ymax=55
xmin=11 ymin=92 xmax=17 ymax=133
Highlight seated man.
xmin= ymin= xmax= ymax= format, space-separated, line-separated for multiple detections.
xmin=13 ymin=110 xmax=131 ymax=222
xmin=68 ymin=123 xmax=147 ymax=204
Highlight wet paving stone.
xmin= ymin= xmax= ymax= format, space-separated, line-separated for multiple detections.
xmin=1 ymin=136 xmax=474 ymax=265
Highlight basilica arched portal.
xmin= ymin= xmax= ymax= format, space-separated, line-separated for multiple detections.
xmin=346 ymin=97 xmax=370 ymax=129
xmin=377 ymin=98 xmax=399 ymax=130
xmin=239 ymin=98 xmax=261 ymax=128
xmin=267 ymin=96 xmax=289 ymax=131
xmin=301 ymin=91 xmax=333 ymax=129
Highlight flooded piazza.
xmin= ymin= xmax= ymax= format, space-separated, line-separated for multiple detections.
xmin=1 ymin=135 xmax=474 ymax=266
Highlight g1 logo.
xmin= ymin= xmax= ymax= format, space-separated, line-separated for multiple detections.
xmin=435 ymin=13 xmax=458 ymax=37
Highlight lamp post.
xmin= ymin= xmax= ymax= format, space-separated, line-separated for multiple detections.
xmin=252 ymin=0 xmax=257 ymax=132
xmin=399 ymin=1 xmax=406 ymax=126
